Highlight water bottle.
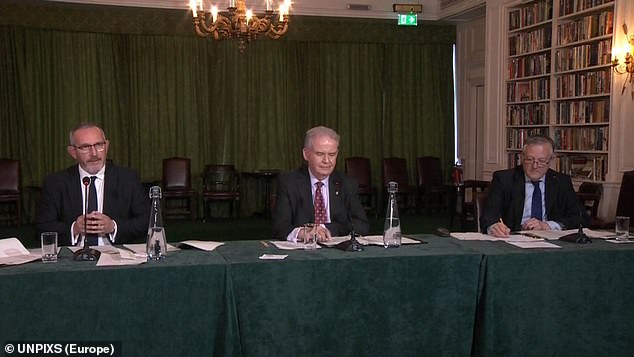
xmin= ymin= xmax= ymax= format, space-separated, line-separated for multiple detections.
xmin=383 ymin=181 xmax=402 ymax=248
xmin=147 ymin=186 xmax=167 ymax=261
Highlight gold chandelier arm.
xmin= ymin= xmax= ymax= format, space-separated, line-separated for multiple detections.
xmin=267 ymin=21 xmax=289 ymax=39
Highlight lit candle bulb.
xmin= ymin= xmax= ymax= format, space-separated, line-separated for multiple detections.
xmin=211 ymin=5 xmax=218 ymax=22
xmin=246 ymin=9 xmax=253 ymax=24
xmin=266 ymin=0 xmax=271 ymax=11
xmin=229 ymin=0 xmax=235 ymax=8
xmin=190 ymin=0 xmax=197 ymax=17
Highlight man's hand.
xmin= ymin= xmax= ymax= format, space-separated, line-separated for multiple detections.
xmin=488 ymin=221 xmax=511 ymax=238
xmin=521 ymin=218 xmax=550 ymax=231
xmin=74 ymin=212 xmax=115 ymax=235
xmin=298 ymin=224 xmax=332 ymax=242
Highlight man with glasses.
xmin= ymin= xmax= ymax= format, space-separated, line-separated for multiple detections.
xmin=480 ymin=135 xmax=587 ymax=237
xmin=36 ymin=123 xmax=149 ymax=246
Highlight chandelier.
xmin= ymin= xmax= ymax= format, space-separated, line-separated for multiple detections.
xmin=190 ymin=0 xmax=291 ymax=52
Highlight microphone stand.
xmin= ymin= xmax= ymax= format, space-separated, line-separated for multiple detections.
xmin=73 ymin=177 xmax=101 ymax=261
xmin=334 ymin=182 xmax=363 ymax=252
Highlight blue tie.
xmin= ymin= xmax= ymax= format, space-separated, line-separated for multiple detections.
xmin=531 ymin=181 xmax=542 ymax=220
xmin=87 ymin=176 xmax=98 ymax=246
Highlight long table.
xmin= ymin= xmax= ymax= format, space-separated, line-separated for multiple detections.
xmin=2 ymin=236 xmax=634 ymax=357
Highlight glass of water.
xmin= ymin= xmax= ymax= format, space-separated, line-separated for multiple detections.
xmin=303 ymin=223 xmax=317 ymax=250
xmin=615 ymin=216 xmax=630 ymax=241
xmin=41 ymin=232 xmax=58 ymax=263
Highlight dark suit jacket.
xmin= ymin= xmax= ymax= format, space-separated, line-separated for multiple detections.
xmin=36 ymin=163 xmax=149 ymax=246
xmin=272 ymin=167 xmax=369 ymax=239
xmin=480 ymin=166 xmax=587 ymax=232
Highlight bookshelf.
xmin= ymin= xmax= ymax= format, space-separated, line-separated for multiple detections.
xmin=505 ymin=0 xmax=615 ymax=181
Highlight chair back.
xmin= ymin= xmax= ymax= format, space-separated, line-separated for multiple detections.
xmin=345 ymin=157 xmax=372 ymax=193
xmin=474 ymin=191 xmax=489 ymax=233
xmin=0 ymin=159 xmax=20 ymax=193
xmin=577 ymin=182 xmax=602 ymax=219
xmin=162 ymin=157 xmax=191 ymax=191
xmin=203 ymin=164 xmax=238 ymax=192
xmin=616 ymin=170 xmax=634 ymax=219
xmin=382 ymin=157 xmax=410 ymax=189
xmin=416 ymin=156 xmax=442 ymax=187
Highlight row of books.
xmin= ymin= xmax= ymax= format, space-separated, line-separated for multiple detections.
xmin=509 ymin=28 xmax=552 ymax=56
xmin=507 ymin=103 xmax=549 ymax=125
xmin=556 ymin=11 xmax=613 ymax=46
xmin=555 ymin=98 xmax=610 ymax=124
xmin=554 ymin=155 xmax=607 ymax=181
xmin=507 ymin=78 xmax=550 ymax=102
xmin=506 ymin=127 xmax=549 ymax=150
xmin=555 ymin=69 xmax=611 ymax=98
xmin=508 ymin=53 xmax=551 ymax=79
xmin=554 ymin=38 xmax=612 ymax=71
xmin=559 ymin=0 xmax=612 ymax=17
xmin=509 ymin=0 xmax=553 ymax=31
xmin=553 ymin=126 xmax=608 ymax=151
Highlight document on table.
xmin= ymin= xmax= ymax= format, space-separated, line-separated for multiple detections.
xmin=320 ymin=235 xmax=423 ymax=247
xmin=122 ymin=243 xmax=180 ymax=254
xmin=517 ymin=228 xmax=615 ymax=240
xmin=0 ymin=237 xmax=41 ymax=265
xmin=175 ymin=240 xmax=224 ymax=251
xmin=450 ymin=232 xmax=537 ymax=241
xmin=96 ymin=248 xmax=147 ymax=266
xmin=259 ymin=254 xmax=288 ymax=260
xmin=269 ymin=241 xmax=321 ymax=250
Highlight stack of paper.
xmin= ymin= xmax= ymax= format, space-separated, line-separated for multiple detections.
xmin=0 ymin=237 xmax=41 ymax=265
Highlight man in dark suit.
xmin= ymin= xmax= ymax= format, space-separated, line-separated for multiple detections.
xmin=481 ymin=135 xmax=587 ymax=237
xmin=36 ymin=123 xmax=149 ymax=246
xmin=272 ymin=126 xmax=369 ymax=241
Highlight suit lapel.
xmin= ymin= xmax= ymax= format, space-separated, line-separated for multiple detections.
xmin=544 ymin=170 xmax=557 ymax=217
xmin=299 ymin=167 xmax=314 ymax=220
xmin=66 ymin=166 xmax=84 ymax=217
xmin=329 ymin=172 xmax=344 ymax=218
xmin=512 ymin=168 xmax=525 ymax=227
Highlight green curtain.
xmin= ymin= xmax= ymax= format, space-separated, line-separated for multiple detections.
xmin=0 ymin=1 xmax=455 ymax=216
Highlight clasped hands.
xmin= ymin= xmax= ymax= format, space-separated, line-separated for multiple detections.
xmin=298 ymin=225 xmax=331 ymax=242
xmin=74 ymin=212 xmax=114 ymax=236
xmin=489 ymin=218 xmax=550 ymax=238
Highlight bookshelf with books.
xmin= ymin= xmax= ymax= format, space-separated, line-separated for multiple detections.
xmin=505 ymin=0 xmax=615 ymax=181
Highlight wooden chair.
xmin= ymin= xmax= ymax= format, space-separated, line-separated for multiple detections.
xmin=473 ymin=191 xmax=489 ymax=233
xmin=201 ymin=164 xmax=240 ymax=219
xmin=0 ymin=159 xmax=21 ymax=226
xmin=162 ymin=157 xmax=195 ymax=220
xmin=416 ymin=156 xmax=452 ymax=213
xmin=382 ymin=157 xmax=417 ymax=214
xmin=576 ymin=182 xmax=603 ymax=228
xmin=345 ymin=157 xmax=377 ymax=217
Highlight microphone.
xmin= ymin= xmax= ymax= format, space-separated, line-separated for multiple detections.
xmin=334 ymin=180 xmax=363 ymax=252
xmin=73 ymin=176 xmax=101 ymax=261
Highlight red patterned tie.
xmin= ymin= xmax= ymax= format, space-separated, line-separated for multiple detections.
xmin=314 ymin=181 xmax=326 ymax=224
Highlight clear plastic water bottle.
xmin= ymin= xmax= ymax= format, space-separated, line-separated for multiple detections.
xmin=147 ymin=186 xmax=167 ymax=261
xmin=383 ymin=181 xmax=402 ymax=248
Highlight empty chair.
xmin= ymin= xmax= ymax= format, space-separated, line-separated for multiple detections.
xmin=0 ymin=159 xmax=21 ymax=226
xmin=382 ymin=157 xmax=417 ymax=213
xmin=450 ymin=179 xmax=490 ymax=231
xmin=162 ymin=157 xmax=195 ymax=220
xmin=474 ymin=191 xmax=489 ymax=233
xmin=416 ymin=156 xmax=452 ymax=213
xmin=345 ymin=157 xmax=377 ymax=217
xmin=201 ymin=164 xmax=240 ymax=219
xmin=576 ymin=182 xmax=603 ymax=228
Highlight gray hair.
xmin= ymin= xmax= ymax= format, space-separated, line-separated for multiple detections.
xmin=68 ymin=123 xmax=106 ymax=146
xmin=304 ymin=126 xmax=340 ymax=149
xmin=523 ymin=135 xmax=554 ymax=153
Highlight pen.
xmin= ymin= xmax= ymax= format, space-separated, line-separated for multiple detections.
xmin=499 ymin=218 xmax=504 ymax=225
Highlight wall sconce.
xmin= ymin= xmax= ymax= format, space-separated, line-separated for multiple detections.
xmin=612 ymin=24 xmax=634 ymax=98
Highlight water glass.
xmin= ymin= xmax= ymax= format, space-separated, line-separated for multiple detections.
xmin=41 ymin=232 xmax=58 ymax=263
xmin=615 ymin=216 xmax=630 ymax=241
xmin=303 ymin=223 xmax=317 ymax=250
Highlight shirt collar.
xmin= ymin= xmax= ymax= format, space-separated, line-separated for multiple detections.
xmin=78 ymin=165 xmax=105 ymax=182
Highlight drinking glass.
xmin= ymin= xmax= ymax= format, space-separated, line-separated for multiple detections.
xmin=41 ymin=232 xmax=58 ymax=263
xmin=615 ymin=216 xmax=630 ymax=241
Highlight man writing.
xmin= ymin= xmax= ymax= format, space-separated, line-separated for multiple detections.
xmin=480 ymin=135 xmax=587 ymax=237
xmin=273 ymin=126 xmax=369 ymax=241
xmin=36 ymin=123 xmax=149 ymax=246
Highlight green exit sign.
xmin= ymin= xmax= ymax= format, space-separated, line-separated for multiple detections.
xmin=397 ymin=13 xmax=418 ymax=26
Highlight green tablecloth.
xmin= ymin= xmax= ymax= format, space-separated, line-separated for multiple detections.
xmin=460 ymin=239 xmax=634 ymax=357
xmin=3 ymin=236 xmax=634 ymax=357
xmin=216 ymin=237 xmax=483 ymax=357
xmin=0 ymin=249 xmax=240 ymax=357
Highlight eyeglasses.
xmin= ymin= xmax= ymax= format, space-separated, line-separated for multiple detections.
xmin=523 ymin=157 xmax=550 ymax=167
xmin=73 ymin=141 xmax=106 ymax=153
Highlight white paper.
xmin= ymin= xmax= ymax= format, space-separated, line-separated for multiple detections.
xmin=269 ymin=241 xmax=320 ymax=250
xmin=506 ymin=240 xmax=562 ymax=249
xmin=451 ymin=232 xmax=543 ymax=242
xmin=96 ymin=252 xmax=146 ymax=266
xmin=123 ymin=243 xmax=180 ymax=254
xmin=176 ymin=240 xmax=224 ymax=251
xmin=0 ymin=238 xmax=41 ymax=265
xmin=605 ymin=239 xmax=634 ymax=244
xmin=356 ymin=235 xmax=422 ymax=246
xmin=517 ymin=228 xmax=616 ymax=240
xmin=259 ymin=254 xmax=288 ymax=260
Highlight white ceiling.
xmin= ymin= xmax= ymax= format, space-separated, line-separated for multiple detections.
xmin=45 ymin=0 xmax=485 ymax=21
